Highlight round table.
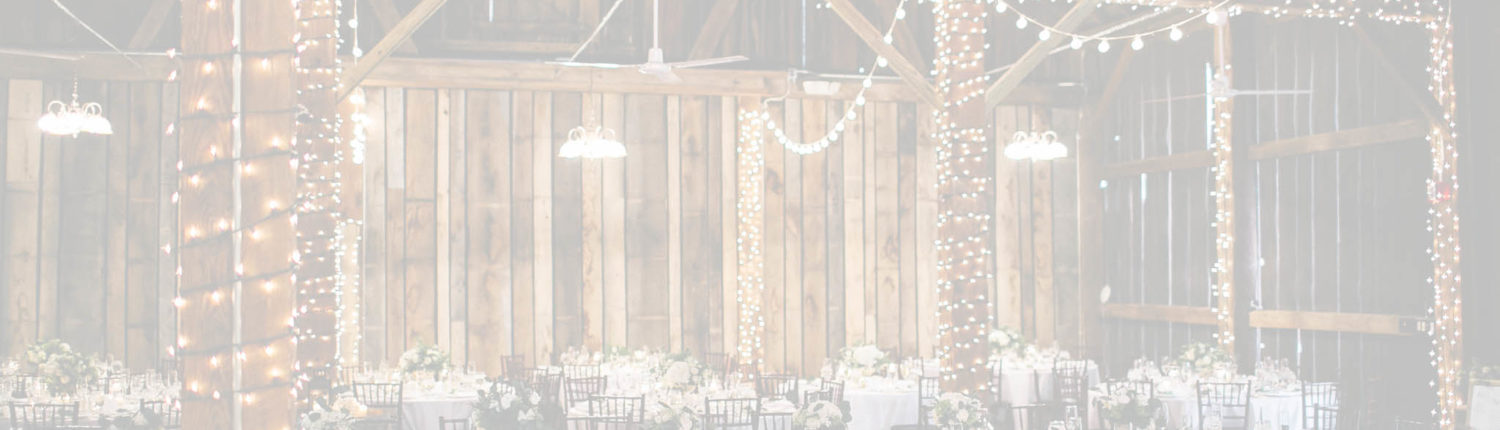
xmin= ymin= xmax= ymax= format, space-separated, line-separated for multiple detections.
xmin=998 ymin=363 xmax=1101 ymax=405
xmin=401 ymin=395 xmax=476 ymax=430
xmin=1158 ymin=391 xmax=1304 ymax=430
xmin=845 ymin=389 xmax=920 ymax=430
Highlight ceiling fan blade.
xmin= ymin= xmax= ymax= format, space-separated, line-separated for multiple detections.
xmin=546 ymin=60 xmax=632 ymax=70
xmin=645 ymin=67 xmax=682 ymax=83
xmin=667 ymin=55 xmax=749 ymax=69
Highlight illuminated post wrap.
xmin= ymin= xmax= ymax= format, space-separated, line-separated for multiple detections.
xmin=178 ymin=0 xmax=299 ymax=426
xmin=1424 ymin=17 xmax=1462 ymax=430
xmin=931 ymin=0 xmax=993 ymax=394
xmin=293 ymin=0 xmax=346 ymax=405
xmin=736 ymin=105 xmax=768 ymax=373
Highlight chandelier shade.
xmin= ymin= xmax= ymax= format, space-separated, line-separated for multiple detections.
xmin=558 ymin=125 xmax=627 ymax=159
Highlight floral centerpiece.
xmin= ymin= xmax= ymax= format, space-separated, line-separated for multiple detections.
xmin=471 ymin=381 xmax=563 ymax=430
xmin=988 ymin=326 xmax=1028 ymax=359
xmin=399 ymin=343 xmax=451 ymax=380
xmin=298 ymin=399 xmax=355 ymax=430
xmin=834 ymin=343 xmax=890 ymax=379
xmin=644 ymin=395 xmax=702 ymax=430
xmin=1177 ymin=343 xmax=1234 ymax=376
xmin=1095 ymin=387 xmax=1161 ymax=429
xmin=930 ymin=393 xmax=987 ymax=429
xmin=653 ymin=352 xmax=707 ymax=391
xmin=793 ymin=400 xmax=852 ymax=430
xmin=24 ymin=339 xmax=100 ymax=396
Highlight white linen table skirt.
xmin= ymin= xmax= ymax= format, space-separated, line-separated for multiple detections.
xmin=1157 ymin=392 xmax=1304 ymax=430
xmin=401 ymin=395 xmax=476 ymax=430
xmin=845 ymin=389 xmax=920 ymax=430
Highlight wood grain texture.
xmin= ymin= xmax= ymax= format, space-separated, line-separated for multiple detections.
xmin=915 ymin=104 xmax=937 ymax=358
xmin=762 ymin=102 xmax=786 ymax=372
xmin=405 ymin=89 xmax=437 ymax=348
xmin=580 ymin=93 xmax=605 ymax=352
xmin=602 ymin=93 xmax=628 ymax=349
xmin=446 ymin=90 xmax=468 ymax=365
xmin=385 ymin=88 xmax=408 ymax=362
xmin=993 ymin=107 xmax=1023 ymax=330
xmin=436 ymin=90 xmax=453 ymax=353
xmin=126 ymin=83 xmax=162 ymax=367
xmin=511 ymin=91 xmax=536 ymax=364
xmin=874 ymin=102 xmax=900 ymax=353
xmin=532 ymin=92 xmax=554 ymax=365
xmin=362 ymin=87 xmax=389 ymax=362
xmin=720 ymin=96 xmax=739 ymax=356
xmin=550 ymin=92 xmax=582 ymax=355
xmin=104 ymin=83 xmax=129 ymax=358
xmin=667 ymin=96 xmax=684 ymax=352
xmin=896 ymin=104 xmax=916 ymax=356
xmin=781 ymin=100 xmax=803 ymax=373
xmin=465 ymin=90 xmax=513 ymax=373
xmin=625 ymin=94 xmax=669 ymax=351
xmin=801 ymin=99 xmax=828 ymax=371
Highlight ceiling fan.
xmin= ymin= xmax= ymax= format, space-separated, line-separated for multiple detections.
xmin=550 ymin=0 xmax=748 ymax=82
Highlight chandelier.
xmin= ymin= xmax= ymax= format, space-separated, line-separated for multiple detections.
xmin=1004 ymin=130 xmax=1067 ymax=161
xmin=558 ymin=125 xmax=626 ymax=159
xmin=37 ymin=80 xmax=112 ymax=137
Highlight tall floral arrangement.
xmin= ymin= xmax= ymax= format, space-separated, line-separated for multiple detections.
xmin=1177 ymin=343 xmax=1233 ymax=376
xmin=23 ymin=339 xmax=100 ymax=395
xmin=929 ymin=393 xmax=987 ymax=429
xmin=399 ymin=343 xmax=451 ymax=379
xmin=835 ymin=343 xmax=890 ymax=378
xmin=470 ymin=381 xmax=563 ymax=430
xmin=987 ymin=326 xmax=1028 ymax=359
xmin=1096 ymin=387 xmax=1160 ymax=429
xmin=793 ymin=400 xmax=852 ymax=430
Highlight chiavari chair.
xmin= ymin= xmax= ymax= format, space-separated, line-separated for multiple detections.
xmin=588 ymin=395 xmax=645 ymax=430
xmin=755 ymin=374 xmax=800 ymax=405
xmin=1302 ymin=381 xmax=1339 ymax=430
xmin=703 ymin=397 xmax=760 ymax=430
xmin=437 ymin=417 xmax=470 ymax=430
xmin=1196 ymin=381 xmax=1252 ymax=430
xmin=8 ymin=402 xmax=81 ymax=430
xmin=139 ymin=399 xmax=182 ymax=429
xmin=565 ymin=376 xmax=609 ymax=409
xmin=350 ymin=382 xmax=404 ymax=429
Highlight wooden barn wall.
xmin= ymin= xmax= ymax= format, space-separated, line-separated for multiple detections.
xmin=357 ymin=87 xmax=1081 ymax=375
xmin=1095 ymin=19 xmax=1434 ymax=417
xmin=0 ymin=78 xmax=178 ymax=368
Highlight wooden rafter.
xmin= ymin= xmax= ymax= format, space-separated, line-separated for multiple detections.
xmin=369 ymin=0 xmax=420 ymax=54
xmin=1248 ymin=310 xmax=1421 ymax=336
xmin=1353 ymin=26 xmax=1447 ymax=134
xmin=1245 ymin=118 xmax=1428 ymax=160
xmin=688 ymin=0 xmax=745 ymax=59
xmin=128 ymin=0 xmax=176 ymax=49
xmin=339 ymin=0 xmax=451 ymax=101
xmin=1101 ymin=304 xmax=1217 ymax=326
xmin=825 ymin=0 xmax=943 ymax=108
xmin=877 ymin=0 xmax=926 ymax=69
xmin=984 ymin=0 xmax=1103 ymax=107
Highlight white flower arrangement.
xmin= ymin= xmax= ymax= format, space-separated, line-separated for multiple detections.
xmin=24 ymin=339 xmax=101 ymax=395
xmin=299 ymin=400 xmax=354 ymax=430
xmin=653 ymin=353 xmax=707 ymax=391
xmin=644 ymin=396 xmax=701 ymax=430
xmin=793 ymin=400 xmax=851 ymax=430
xmin=987 ymin=326 xmax=1028 ymax=359
xmin=471 ymin=381 xmax=563 ymax=430
xmin=1177 ymin=343 xmax=1233 ymax=376
xmin=1094 ymin=387 xmax=1160 ymax=428
xmin=399 ymin=343 xmax=451 ymax=379
xmin=836 ymin=343 xmax=890 ymax=378
xmin=929 ymin=393 xmax=988 ymax=429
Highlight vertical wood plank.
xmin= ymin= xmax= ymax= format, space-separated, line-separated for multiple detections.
xmin=667 ymin=96 xmax=683 ymax=352
xmin=447 ymin=90 xmax=468 ymax=366
xmin=384 ymin=88 xmax=407 ymax=363
xmin=993 ymin=107 xmax=1023 ymax=330
xmin=824 ymin=101 xmax=845 ymax=355
xmin=362 ymin=87 xmax=388 ymax=363
xmin=680 ymin=96 xmax=711 ymax=356
xmin=532 ymin=92 xmax=554 ymax=365
xmin=625 ymin=94 xmax=669 ymax=351
xmin=762 ymin=102 xmax=786 ymax=372
xmin=720 ymin=96 xmax=740 ymax=356
xmin=127 ymin=83 xmax=163 ymax=368
xmin=782 ymin=100 xmax=803 ymax=374
xmin=56 ymin=81 xmax=107 ymax=354
xmin=550 ymin=92 xmax=582 ymax=354
xmin=916 ymin=104 xmax=938 ymax=358
xmin=1050 ymin=108 xmax=1081 ymax=354
xmin=602 ymin=93 xmax=628 ymax=349
xmin=842 ymin=99 xmax=866 ymax=345
xmin=466 ymin=90 xmax=512 ymax=373
xmin=897 ymin=104 xmax=917 ymax=357
xmin=157 ymin=83 xmax=179 ymax=366
xmin=580 ymin=93 xmax=605 ymax=352
xmin=404 ymin=89 xmax=436 ymax=348
xmin=435 ymin=89 xmax=452 ymax=353
xmin=874 ymin=102 xmax=900 ymax=352
xmin=102 ymin=83 xmax=130 ymax=355
xmin=801 ymin=99 xmax=828 ymax=373
xmin=511 ymin=91 xmax=536 ymax=364
xmin=1032 ymin=111 xmax=1056 ymax=348
xmin=862 ymin=102 xmax=878 ymax=343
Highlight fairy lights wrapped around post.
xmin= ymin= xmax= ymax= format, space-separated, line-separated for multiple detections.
xmin=736 ymin=108 xmax=768 ymax=373
xmin=293 ymin=0 xmax=346 ymax=406
xmin=931 ymin=0 xmax=994 ymax=394
xmin=1424 ymin=15 xmax=1462 ymax=430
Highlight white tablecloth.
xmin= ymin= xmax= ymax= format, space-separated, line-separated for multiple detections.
xmin=845 ymin=389 xmax=920 ymax=430
xmin=1158 ymin=391 xmax=1303 ymax=430
xmin=1473 ymin=385 xmax=1500 ymax=430
xmin=998 ymin=363 xmax=1101 ymax=405
xmin=402 ymin=395 xmax=476 ymax=430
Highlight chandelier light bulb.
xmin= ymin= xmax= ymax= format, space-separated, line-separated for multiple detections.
xmin=37 ymin=87 xmax=113 ymax=137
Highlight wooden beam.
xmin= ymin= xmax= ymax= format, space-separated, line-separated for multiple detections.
xmin=1209 ymin=22 xmax=1239 ymax=355
xmin=1246 ymin=119 xmax=1428 ymax=160
xmin=1101 ymin=304 xmax=1217 ymax=326
xmin=1098 ymin=151 xmax=1214 ymax=178
xmin=985 ymin=0 xmax=1104 ymax=107
xmin=128 ymin=0 xmax=177 ymax=49
xmin=428 ymin=40 xmax=578 ymax=55
xmin=688 ymin=0 xmax=745 ymax=60
xmin=1353 ymin=27 xmax=1448 ymax=134
xmin=1248 ymin=310 xmax=1420 ymax=336
xmin=368 ymin=0 xmax=420 ymax=54
xmin=338 ymin=0 xmax=450 ymax=101
xmin=825 ymin=0 xmax=943 ymax=108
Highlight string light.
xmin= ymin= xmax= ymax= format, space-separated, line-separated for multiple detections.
xmin=735 ymin=108 xmax=768 ymax=373
xmin=932 ymin=0 xmax=993 ymax=396
xmin=1206 ymin=61 xmax=1235 ymax=350
xmin=1422 ymin=8 xmax=1461 ymax=429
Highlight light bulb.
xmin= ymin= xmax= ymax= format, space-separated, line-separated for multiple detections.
xmin=1038 ymin=29 xmax=1051 ymax=41
xmin=1097 ymin=40 xmax=1111 ymax=53
xmin=1206 ymin=9 xmax=1224 ymax=25
xmin=995 ymin=2 xmax=1007 ymax=13
xmin=1131 ymin=36 xmax=1144 ymax=51
xmin=1170 ymin=27 xmax=1184 ymax=41
xmin=1016 ymin=17 xmax=1027 ymax=29
xmin=1070 ymin=37 xmax=1084 ymax=50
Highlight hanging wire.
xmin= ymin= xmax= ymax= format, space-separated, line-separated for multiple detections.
xmin=47 ymin=0 xmax=146 ymax=71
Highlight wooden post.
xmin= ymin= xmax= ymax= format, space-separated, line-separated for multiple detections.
xmin=932 ymin=0 xmax=991 ymax=394
xmin=179 ymin=0 xmax=297 ymax=426
xmin=1424 ymin=19 xmax=1462 ymax=430
xmin=293 ymin=0 xmax=344 ymax=404
xmin=1208 ymin=23 xmax=1238 ymax=355
xmin=735 ymin=102 xmax=767 ymax=372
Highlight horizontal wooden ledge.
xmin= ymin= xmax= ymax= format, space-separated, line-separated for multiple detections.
xmin=1101 ymin=303 xmax=1217 ymax=326
xmin=1248 ymin=310 xmax=1425 ymax=336
xmin=1096 ymin=119 xmax=1428 ymax=178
